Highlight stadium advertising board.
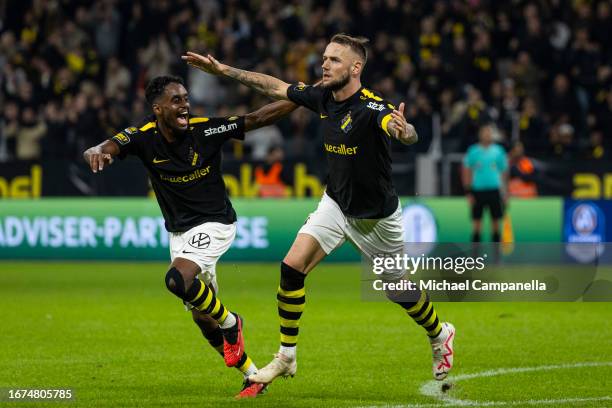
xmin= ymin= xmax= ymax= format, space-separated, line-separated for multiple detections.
xmin=0 ymin=198 xmax=561 ymax=261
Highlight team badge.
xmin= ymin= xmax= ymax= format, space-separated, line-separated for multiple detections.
xmin=294 ymin=84 xmax=307 ymax=91
xmin=340 ymin=112 xmax=353 ymax=133
xmin=112 ymin=132 xmax=130 ymax=145
xmin=189 ymin=233 xmax=211 ymax=249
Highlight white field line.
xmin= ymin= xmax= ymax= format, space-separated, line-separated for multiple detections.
xmin=358 ymin=361 xmax=612 ymax=408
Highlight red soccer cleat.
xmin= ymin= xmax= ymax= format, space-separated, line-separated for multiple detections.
xmin=222 ymin=313 xmax=244 ymax=367
xmin=235 ymin=380 xmax=268 ymax=399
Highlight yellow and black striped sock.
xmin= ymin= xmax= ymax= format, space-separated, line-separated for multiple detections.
xmin=278 ymin=262 xmax=306 ymax=347
xmin=187 ymin=278 xmax=230 ymax=325
xmin=203 ymin=326 xmax=225 ymax=356
xmin=398 ymin=290 xmax=443 ymax=338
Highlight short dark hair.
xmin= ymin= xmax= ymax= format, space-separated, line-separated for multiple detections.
xmin=330 ymin=33 xmax=369 ymax=63
xmin=145 ymin=76 xmax=185 ymax=105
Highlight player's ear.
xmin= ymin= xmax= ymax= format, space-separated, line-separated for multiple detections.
xmin=352 ymin=60 xmax=362 ymax=76
xmin=152 ymin=103 xmax=161 ymax=115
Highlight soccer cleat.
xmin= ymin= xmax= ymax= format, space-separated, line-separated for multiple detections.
xmin=222 ymin=313 xmax=245 ymax=367
xmin=430 ymin=322 xmax=455 ymax=380
xmin=235 ymin=379 xmax=268 ymax=399
xmin=248 ymin=353 xmax=297 ymax=384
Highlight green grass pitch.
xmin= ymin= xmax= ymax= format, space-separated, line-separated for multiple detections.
xmin=0 ymin=261 xmax=610 ymax=407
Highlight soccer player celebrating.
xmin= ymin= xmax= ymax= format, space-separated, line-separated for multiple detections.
xmin=83 ymin=75 xmax=298 ymax=398
xmin=182 ymin=34 xmax=456 ymax=385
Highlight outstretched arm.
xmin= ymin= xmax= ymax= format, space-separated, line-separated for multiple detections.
xmin=182 ymin=52 xmax=291 ymax=101
xmin=244 ymin=100 xmax=299 ymax=131
xmin=83 ymin=140 xmax=119 ymax=173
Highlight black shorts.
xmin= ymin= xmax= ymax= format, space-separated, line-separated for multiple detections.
xmin=471 ymin=189 xmax=504 ymax=220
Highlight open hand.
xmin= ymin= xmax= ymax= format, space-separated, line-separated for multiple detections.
xmin=181 ymin=52 xmax=227 ymax=76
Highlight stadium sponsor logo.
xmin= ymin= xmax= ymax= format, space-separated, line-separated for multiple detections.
xmin=324 ymin=143 xmax=358 ymax=156
xmin=340 ymin=112 xmax=352 ymax=133
xmin=204 ymin=123 xmax=238 ymax=136
xmin=0 ymin=215 xmax=269 ymax=251
xmin=564 ymin=202 xmax=604 ymax=243
xmin=159 ymin=166 xmax=211 ymax=183
xmin=112 ymin=132 xmax=130 ymax=145
xmin=189 ymin=233 xmax=210 ymax=249
xmin=367 ymin=102 xmax=385 ymax=111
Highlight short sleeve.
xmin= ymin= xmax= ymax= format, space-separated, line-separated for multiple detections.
xmin=195 ymin=116 xmax=245 ymax=144
xmin=373 ymin=100 xmax=398 ymax=137
xmin=109 ymin=126 xmax=141 ymax=159
xmin=287 ymin=83 xmax=324 ymax=113
xmin=497 ymin=146 xmax=508 ymax=171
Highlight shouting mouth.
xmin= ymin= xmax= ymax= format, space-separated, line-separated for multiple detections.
xmin=177 ymin=111 xmax=189 ymax=127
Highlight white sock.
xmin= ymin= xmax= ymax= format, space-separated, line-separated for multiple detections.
xmin=220 ymin=312 xmax=236 ymax=329
xmin=243 ymin=362 xmax=258 ymax=378
xmin=279 ymin=345 xmax=296 ymax=359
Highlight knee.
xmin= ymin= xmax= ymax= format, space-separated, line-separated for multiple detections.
xmin=165 ymin=267 xmax=186 ymax=298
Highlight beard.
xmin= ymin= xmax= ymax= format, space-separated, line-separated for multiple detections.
xmin=321 ymin=70 xmax=351 ymax=91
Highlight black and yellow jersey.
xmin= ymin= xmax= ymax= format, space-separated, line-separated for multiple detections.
xmin=109 ymin=115 xmax=245 ymax=232
xmin=287 ymin=84 xmax=400 ymax=219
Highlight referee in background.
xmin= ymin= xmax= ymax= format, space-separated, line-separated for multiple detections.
xmin=462 ymin=124 xmax=508 ymax=242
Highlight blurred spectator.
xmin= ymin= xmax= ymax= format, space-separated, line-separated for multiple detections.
xmin=254 ymin=145 xmax=288 ymax=198
xmin=508 ymin=142 xmax=538 ymax=198
xmin=1 ymin=0 xmax=612 ymax=165
xmin=244 ymin=123 xmax=283 ymax=161
xmin=13 ymin=106 xmax=47 ymax=160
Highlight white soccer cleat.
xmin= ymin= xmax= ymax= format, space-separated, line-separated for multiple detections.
xmin=430 ymin=322 xmax=455 ymax=380
xmin=248 ymin=353 xmax=297 ymax=384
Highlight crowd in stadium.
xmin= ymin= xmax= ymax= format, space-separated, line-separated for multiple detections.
xmin=1 ymin=0 xmax=612 ymax=163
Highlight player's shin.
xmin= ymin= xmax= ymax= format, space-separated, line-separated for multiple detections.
xmin=395 ymin=289 xmax=443 ymax=337
xmin=277 ymin=262 xmax=306 ymax=359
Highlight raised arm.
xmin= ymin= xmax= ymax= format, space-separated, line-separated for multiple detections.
xmin=387 ymin=103 xmax=418 ymax=145
xmin=182 ymin=52 xmax=291 ymax=101
xmin=83 ymin=140 xmax=119 ymax=173
xmin=244 ymin=100 xmax=299 ymax=132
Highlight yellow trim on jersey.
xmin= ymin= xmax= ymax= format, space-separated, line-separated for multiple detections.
xmin=191 ymin=152 xmax=199 ymax=166
xmin=361 ymin=88 xmax=383 ymax=101
xmin=189 ymin=117 xmax=210 ymax=124
xmin=381 ymin=113 xmax=393 ymax=137
xmin=139 ymin=122 xmax=156 ymax=132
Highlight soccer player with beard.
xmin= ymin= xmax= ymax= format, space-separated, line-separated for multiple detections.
xmin=83 ymin=75 xmax=298 ymax=398
xmin=182 ymin=34 xmax=456 ymax=387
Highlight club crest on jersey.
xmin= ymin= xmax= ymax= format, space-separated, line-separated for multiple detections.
xmin=189 ymin=233 xmax=210 ymax=249
xmin=294 ymin=84 xmax=307 ymax=91
xmin=340 ymin=112 xmax=353 ymax=133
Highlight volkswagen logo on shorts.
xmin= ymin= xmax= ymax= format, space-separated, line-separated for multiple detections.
xmin=189 ymin=233 xmax=211 ymax=249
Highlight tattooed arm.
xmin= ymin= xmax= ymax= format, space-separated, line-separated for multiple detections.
xmin=182 ymin=51 xmax=291 ymax=100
